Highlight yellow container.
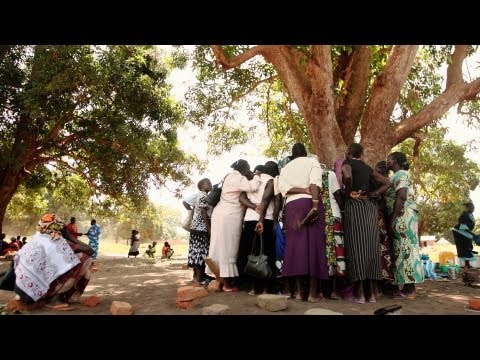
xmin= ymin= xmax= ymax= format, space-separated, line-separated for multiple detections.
xmin=439 ymin=251 xmax=456 ymax=265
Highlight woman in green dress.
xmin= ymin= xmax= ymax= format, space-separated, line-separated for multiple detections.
xmin=385 ymin=152 xmax=424 ymax=298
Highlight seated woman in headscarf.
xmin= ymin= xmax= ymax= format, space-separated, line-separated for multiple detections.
xmin=7 ymin=213 xmax=94 ymax=312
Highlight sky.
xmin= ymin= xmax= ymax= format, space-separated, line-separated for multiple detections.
xmin=151 ymin=46 xmax=480 ymax=218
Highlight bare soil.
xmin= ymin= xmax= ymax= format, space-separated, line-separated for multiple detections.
xmin=1 ymin=256 xmax=479 ymax=315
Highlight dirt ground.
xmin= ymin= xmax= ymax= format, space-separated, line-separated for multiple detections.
xmin=1 ymin=255 xmax=480 ymax=315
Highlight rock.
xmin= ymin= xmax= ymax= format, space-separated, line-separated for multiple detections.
xmin=110 ymin=301 xmax=134 ymax=315
xmin=207 ymin=280 xmax=222 ymax=293
xmin=83 ymin=296 xmax=100 ymax=307
xmin=304 ymin=308 xmax=343 ymax=315
xmin=177 ymin=286 xmax=196 ymax=302
xmin=257 ymin=294 xmax=287 ymax=312
xmin=177 ymin=285 xmax=209 ymax=302
xmin=176 ymin=299 xmax=197 ymax=309
xmin=191 ymin=286 xmax=209 ymax=299
xmin=202 ymin=304 xmax=230 ymax=315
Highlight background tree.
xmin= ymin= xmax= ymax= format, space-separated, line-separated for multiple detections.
xmin=4 ymin=177 xmax=183 ymax=244
xmin=0 ymin=45 xmax=200 ymax=233
xmin=186 ymin=45 xmax=480 ymax=166
xmin=397 ymin=127 xmax=480 ymax=238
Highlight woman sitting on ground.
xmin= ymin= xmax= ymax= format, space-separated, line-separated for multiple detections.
xmin=7 ymin=213 xmax=94 ymax=312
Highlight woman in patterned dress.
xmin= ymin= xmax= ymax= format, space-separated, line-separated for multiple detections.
xmin=385 ymin=152 xmax=424 ymax=298
xmin=8 ymin=213 xmax=93 ymax=311
xmin=188 ymin=178 xmax=213 ymax=285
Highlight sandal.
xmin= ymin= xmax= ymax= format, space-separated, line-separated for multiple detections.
xmin=352 ymin=297 xmax=366 ymax=304
xmin=223 ymin=287 xmax=238 ymax=292
xmin=307 ymin=296 xmax=323 ymax=303
xmin=294 ymin=293 xmax=304 ymax=302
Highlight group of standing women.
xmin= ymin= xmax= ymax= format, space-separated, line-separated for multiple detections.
xmin=185 ymin=141 xmax=425 ymax=303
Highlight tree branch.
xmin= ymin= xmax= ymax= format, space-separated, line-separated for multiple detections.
xmin=45 ymin=106 xmax=78 ymax=143
xmin=262 ymin=46 xmax=312 ymax=115
xmin=446 ymin=45 xmax=468 ymax=88
xmin=394 ymin=78 xmax=480 ymax=143
xmin=333 ymin=49 xmax=352 ymax=86
xmin=34 ymin=157 xmax=101 ymax=191
xmin=336 ymin=46 xmax=371 ymax=144
xmin=361 ymin=46 xmax=419 ymax=139
xmin=211 ymin=45 xmax=272 ymax=70
xmin=457 ymin=103 xmax=480 ymax=123
xmin=207 ymin=75 xmax=278 ymax=114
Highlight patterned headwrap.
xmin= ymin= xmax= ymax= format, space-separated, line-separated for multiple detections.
xmin=37 ymin=213 xmax=65 ymax=235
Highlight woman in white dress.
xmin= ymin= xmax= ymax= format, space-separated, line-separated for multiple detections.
xmin=207 ymin=159 xmax=262 ymax=292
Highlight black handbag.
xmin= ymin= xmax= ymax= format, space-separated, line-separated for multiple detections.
xmin=244 ymin=232 xmax=272 ymax=278
xmin=205 ymin=176 xmax=227 ymax=207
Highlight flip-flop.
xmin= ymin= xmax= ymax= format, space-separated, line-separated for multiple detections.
xmin=308 ymin=296 xmax=323 ymax=303
xmin=223 ymin=287 xmax=238 ymax=292
xmin=352 ymin=297 xmax=366 ymax=304
xmin=294 ymin=294 xmax=303 ymax=302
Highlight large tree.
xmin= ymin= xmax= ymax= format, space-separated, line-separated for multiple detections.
xmin=186 ymin=45 xmax=480 ymax=165
xmin=0 ymin=45 xmax=198 ymax=233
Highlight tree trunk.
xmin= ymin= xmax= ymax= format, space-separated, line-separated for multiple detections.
xmin=0 ymin=173 xmax=22 ymax=234
xmin=304 ymin=104 xmax=346 ymax=167
xmin=361 ymin=131 xmax=395 ymax=167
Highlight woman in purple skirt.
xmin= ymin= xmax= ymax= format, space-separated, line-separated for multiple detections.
xmin=277 ymin=143 xmax=327 ymax=303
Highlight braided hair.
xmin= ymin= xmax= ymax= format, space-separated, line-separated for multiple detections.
xmin=389 ymin=151 xmax=409 ymax=170
xmin=347 ymin=143 xmax=363 ymax=158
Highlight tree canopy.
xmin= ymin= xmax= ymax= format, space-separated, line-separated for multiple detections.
xmin=185 ymin=45 xmax=480 ymax=165
xmin=0 ymin=45 xmax=199 ymax=232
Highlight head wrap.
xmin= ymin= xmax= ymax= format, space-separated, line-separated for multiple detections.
xmin=37 ymin=213 xmax=65 ymax=235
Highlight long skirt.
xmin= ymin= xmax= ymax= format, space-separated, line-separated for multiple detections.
xmin=392 ymin=207 xmax=424 ymax=285
xmin=343 ymin=199 xmax=382 ymax=282
xmin=453 ymin=231 xmax=474 ymax=259
xmin=378 ymin=210 xmax=394 ymax=282
xmin=282 ymin=198 xmax=328 ymax=279
xmin=188 ymin=230 xmax=210 ymax=268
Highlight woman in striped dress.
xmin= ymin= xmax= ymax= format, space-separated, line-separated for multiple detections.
xmin=341 ymin=143 xmax=391 ymax=304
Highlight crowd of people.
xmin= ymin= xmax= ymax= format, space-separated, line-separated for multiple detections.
xmin=1 ymin=140 xmax=476 ymax=312
xmin=1 ymin=234 xmax=27 ymax=256
xmin=183 ymin=142 xmax=427 ymax=303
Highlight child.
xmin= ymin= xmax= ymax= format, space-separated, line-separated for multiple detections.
xmin=162 ymin=242 xmax=174 ymax=259
xmin=145 ymin=241 xmax=157 ymax=258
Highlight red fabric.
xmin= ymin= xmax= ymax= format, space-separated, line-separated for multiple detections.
xmin=66 ymin=223 xmax=79 ymax=240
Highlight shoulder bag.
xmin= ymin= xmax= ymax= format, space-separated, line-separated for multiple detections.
xmin=244 ymin=232 xmax=272 ymax=278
